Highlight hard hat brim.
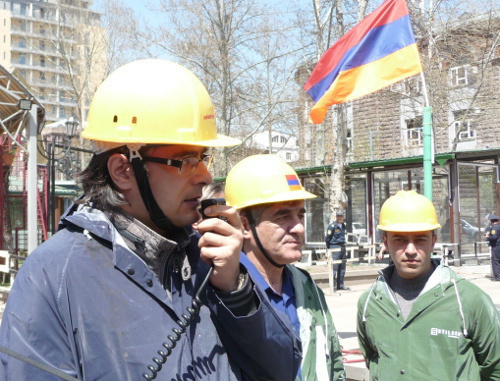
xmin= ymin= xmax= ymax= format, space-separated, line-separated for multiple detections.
xmin=232 ymin=189 xmax=317 ymax=210
xmin=377 ymin=223 xmax=441 ymax=232
xmin=83 ymin=132 xmax=241 ymax=152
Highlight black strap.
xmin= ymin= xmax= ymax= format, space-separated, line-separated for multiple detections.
xmin=130 ymin=154 xmax=183 ymax=236
xmin=0 ymin=345 xmax=78 ymax=380
xmin=249 ymin=223 xmax=285 ymax=268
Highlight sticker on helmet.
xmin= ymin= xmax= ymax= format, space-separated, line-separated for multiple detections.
xmin=285 ymin=174 xmax=301 ymax=191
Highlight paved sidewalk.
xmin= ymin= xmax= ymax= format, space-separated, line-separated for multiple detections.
xmin=320 ymin=264 xmax=500 ymax=380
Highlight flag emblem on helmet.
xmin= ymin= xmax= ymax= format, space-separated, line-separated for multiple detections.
xmin=286 ymin=175 xmax=301 ymax=191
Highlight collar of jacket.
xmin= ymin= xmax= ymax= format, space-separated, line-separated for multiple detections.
xmin=109 ymin=209 xmax=191 ymax=285
xmin=378 ymin=259 xmax=460 ymax=292
xmin=363 ymin=259 xmax=466 ymax=323
xmin=61 ymin=203 xmax=193 ymax=292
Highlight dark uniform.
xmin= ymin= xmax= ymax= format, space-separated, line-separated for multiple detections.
xmin=485 ymin=215 xmax=500 ymax=281
xmin=325 ymin=216 xmax=348 ymax=290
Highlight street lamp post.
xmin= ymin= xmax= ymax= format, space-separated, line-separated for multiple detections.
xmin=41 ymin=117 xmax=79 ymax=235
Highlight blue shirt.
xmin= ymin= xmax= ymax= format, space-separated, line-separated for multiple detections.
xmin=240 ymin=253 xmax=300 ymax=335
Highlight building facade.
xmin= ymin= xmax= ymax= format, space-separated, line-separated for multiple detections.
xmin=296 ymin=11 xmax=500 ymax=263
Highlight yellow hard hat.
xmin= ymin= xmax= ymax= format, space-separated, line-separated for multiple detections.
xmin=225 ymin=154 xmax=316 ymax=209
xmin=82 ymin=59 xmax=241 ymax=152
xmin=377 ymin=190 xmax=441 ymax=232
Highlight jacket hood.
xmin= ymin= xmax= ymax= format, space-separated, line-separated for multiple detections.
xmin=378 ymin=259 xmax=464 ymax=292
xmin=59 ymin=202 xmax=115 ymax=242
xmin=362 ymin=259 xmax=469 ymax=337
xmin=59 ymin=202 xmax=191 ymax=249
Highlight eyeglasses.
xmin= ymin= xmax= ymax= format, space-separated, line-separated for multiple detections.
xmin=142 ymin=154 xmax=213 ymax=176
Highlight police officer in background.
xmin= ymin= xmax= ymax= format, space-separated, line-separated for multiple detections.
xmin=485 ymin=213 xmax=500 ymax=281
xmin=326 ymin=211 xmax=350 ymax=291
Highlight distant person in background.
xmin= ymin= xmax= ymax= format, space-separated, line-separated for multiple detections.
xmin=485 ymin=214 xmax=500 ymax=281
xmin=376 ymin=244 xmax=387 ymax=261
xmin=326 ymin=211 xmax=350 ymax=291
xmin=201 ymin=182 xmax=225 ymax=201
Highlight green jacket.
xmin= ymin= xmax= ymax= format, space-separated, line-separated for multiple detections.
xmin=357 ymin=261 xmax=500 ymax=381
xmin=288 ymin=265 xmax=346 ymax=381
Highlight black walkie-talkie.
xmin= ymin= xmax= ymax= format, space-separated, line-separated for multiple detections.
xmin=143 ymin=199 xmax=226 ymax=380
xmin=200 ymin=198 xmax=227 ymax=220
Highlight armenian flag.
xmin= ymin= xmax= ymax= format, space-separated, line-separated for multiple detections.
xmin=286 ymin=175 xmax=302 ymax=191
xmin=304 ymin=0 xmax=422 ymax=124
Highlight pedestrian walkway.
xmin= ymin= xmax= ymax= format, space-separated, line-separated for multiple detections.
xmin=318 ymin=264 xmax=500 ymax=381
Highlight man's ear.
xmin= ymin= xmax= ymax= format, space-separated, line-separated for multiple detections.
xmin=432 ymin=232 xmax=438 ymax=247
xmin=382 ymin=233 xmax=389 ymax=250
xmin=240 ymin=215 xmax=252 ymax=239
xmin=107 ymin=153 xmax=135 ymax=192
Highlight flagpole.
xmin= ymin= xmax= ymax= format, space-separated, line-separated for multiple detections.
xmin=420 ymin=71 xmax=433 ymax=201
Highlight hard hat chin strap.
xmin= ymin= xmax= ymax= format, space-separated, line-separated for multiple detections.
xmin=248 ymin=220 xmax=285 ymax=269
xmin=129 ymin=145 xmax=184 ymax=239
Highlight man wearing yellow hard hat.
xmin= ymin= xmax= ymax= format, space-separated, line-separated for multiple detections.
xmin=357 ymin=190 xmax=500 ymax=380
xmin=0 ymin=60 xmax=300 ymax=380
xmin=225 ymin=154 xmax=346 ymax=381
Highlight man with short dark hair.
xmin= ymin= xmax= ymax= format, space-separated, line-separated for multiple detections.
xmin=0 ymin=60 xmax=300 ymax=380
xmin=357 ymin=190 xmax=500 ymax=380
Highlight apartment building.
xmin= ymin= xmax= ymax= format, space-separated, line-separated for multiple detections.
xmin=0 ymin=0 xmax=106 ymax=124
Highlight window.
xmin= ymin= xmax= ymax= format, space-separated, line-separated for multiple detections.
xmin=346 ymin=129 xmax=352 ymax=151
xmin=19 ymin=53 xmax=26 ymax=64
xmin=39 ymin=40 xmax=45 ymax=51
xmin=406 ymin=116 xmax=423 ymax=147
xmin=40 ymin=71 xmax=46 ymax=81
xmin=401 ymin=76 xmax=422 ymax=96
xmin=84 ymin=46 xmax=91 ymax=60
xmin=20 ymin=3 xmax=27 ymax=15
xmin=59 ymin=107 xmax=65 ymax=118
xmin=454 ymin=110 xmax=477 ymax=141
xmin=59 ymin=91 xmax=65 ymax=102
xmin=40 ymin=57 xmax=45 ymax=67
xmin=450 ymin=65 xmax=477 ymax=87
xmin=19 ymin=37 xmax=26 ymax=48
xmin=286 ymin=152 xmax=291 ymax=161
xmin=456 ymin=120 xmax=476 ymax=140
xmin=272 ymin=135 xmax=288 ymax=144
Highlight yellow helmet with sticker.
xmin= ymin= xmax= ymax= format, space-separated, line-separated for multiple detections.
xmin=225 ymin=154 xmax=316 ymax=209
